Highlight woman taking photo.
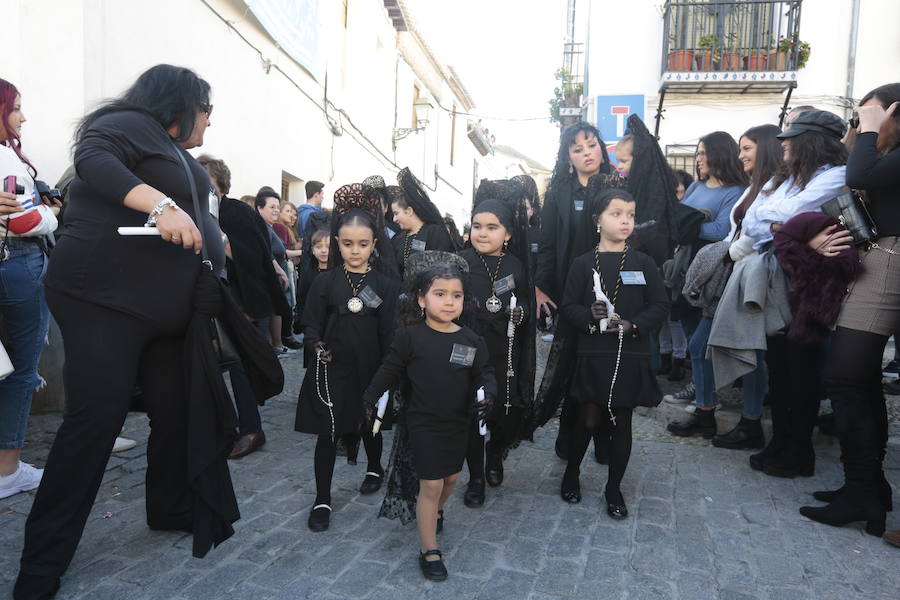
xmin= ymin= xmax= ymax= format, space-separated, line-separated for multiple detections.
xmin=666 ymin=131 xmax=747 ymax=439
xmin=15 ymin=64 xmax=226 ymax=599
xmin=0 ymin=79 xmax=59 ymax=500
xmin=799 ymin=85 xmax=900 ymax=539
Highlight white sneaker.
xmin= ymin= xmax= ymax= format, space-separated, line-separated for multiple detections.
xmin=0 ymin=461 xmax=43 ymax=499
xmin=664 ymin=382 xmax=695 ymax=404
xmin=112 ymin=437 xmax=137 ymax=453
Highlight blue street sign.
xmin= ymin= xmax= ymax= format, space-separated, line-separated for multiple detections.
xmin=596 ymin=94 xmax=645 ymax=165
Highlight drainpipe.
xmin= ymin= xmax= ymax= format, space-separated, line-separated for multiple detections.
xmin=845 ymin=0 xmax=861 ymax=117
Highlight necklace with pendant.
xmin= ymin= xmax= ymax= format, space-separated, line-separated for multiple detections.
xmin=344 ymin=265 xmax=370 ymax=313
xmin=477 ymin=251 xmax=505 ymax=313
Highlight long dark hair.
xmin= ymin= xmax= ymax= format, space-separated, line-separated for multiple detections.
xmin=75 ymin=64 xmax=211 ymax=146
xmin=0 ymin=79 xmax=36 ymax=178
xmin=767 ymin=130 xmax=848 ymax=193
xmin=328 ymin=207 xmax=399 ymax=279
xmin=860 ymin=83 xmax=900 ymax=154
xmin=548 ymin=122 xmax=612 ymax=195
xmin=736 ymin=124 xmax=783 ymax=219
xmin=697 ymin=131 xmax=748 ymax=188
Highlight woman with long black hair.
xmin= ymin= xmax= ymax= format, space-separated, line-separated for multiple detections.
xmin=799 ymin=85 xmax=900 ymax=539
xmin=15 ymin=65 xmax=230 ymax=599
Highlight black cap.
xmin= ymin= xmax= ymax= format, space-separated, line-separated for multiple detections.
xmin=778 ymin=110 xmax=847 ymax=140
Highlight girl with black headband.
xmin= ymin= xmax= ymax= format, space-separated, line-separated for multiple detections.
xmin=456 ymin=181 xmax=536 ymax=507
xmin=558 ymin=188 xmax=668 ymax=519
xmin=389 ymin=167 xmax=458 ymax=278
xmin=294 ymin=183 xmax=400 ymax=533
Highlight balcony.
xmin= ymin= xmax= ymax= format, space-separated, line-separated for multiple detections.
xmin=660 ymin=0 xmax=803 ymax=94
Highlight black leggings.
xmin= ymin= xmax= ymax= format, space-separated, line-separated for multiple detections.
xmin=824 ymin=327 xmax=889 ymax=486
xmin=564 ymin=405 xmax=633 ymax=494
xmin=314 ymin=432 xmax=383 ymax=505
xmin=20 ymin=289 xmax=191 ymax=580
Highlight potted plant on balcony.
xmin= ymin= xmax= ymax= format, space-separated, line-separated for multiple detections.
xmin=695 ymin=34 xmax=720 ymax=71
xmin=549 ymin=68 xmax=584 ymax=124
xmin=667 ymin=32 xmax=694 ymax=71
xmin=720 ymin=33 xmax=742 ymax=71
xmin=776 ymin=36 xmax=811 ymax=70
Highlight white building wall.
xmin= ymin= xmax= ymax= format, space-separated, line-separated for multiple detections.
xmin=585 ymin=0 xmax=900 ymax=151
xmin=0 ymin=0 xmax=477 ymax=221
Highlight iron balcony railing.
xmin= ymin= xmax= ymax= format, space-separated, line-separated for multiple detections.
xmin=662 ymin=0 xmax=803 ymax=73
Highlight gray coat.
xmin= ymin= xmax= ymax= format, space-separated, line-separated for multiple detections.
xmin=681 ymin=240 xmax=732 ymax=319
xmin=706 ymin=249 xmax=791 ymax=390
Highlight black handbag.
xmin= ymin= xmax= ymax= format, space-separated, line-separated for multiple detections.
xmin=821 ymin=190 xmax=878 ymax=246
xmin=172 ymin=144 xmax=241 ymax=369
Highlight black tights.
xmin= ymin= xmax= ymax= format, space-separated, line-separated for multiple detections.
xmin=314 ymin=432 xmax=383 ymax=505
xmin=563 ymin=405 xmax=633 ymax=497
xmin=465 ymin=421 xmax=484 ymax=481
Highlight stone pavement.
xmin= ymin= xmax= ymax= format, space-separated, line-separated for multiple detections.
xmin=2 ymin=349 xmax=900 ymax=600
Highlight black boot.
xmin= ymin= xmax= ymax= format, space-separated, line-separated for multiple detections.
xmin=666 ymin=408 xmax=716 ymax=438
xmin=656 ymin=353 xmax=672 ymax=376
xmin=712 ymin=417 xmax=765 ymax=450
xmin=485 ymin=446 xmax=504 ymax=487
xmin=813 ymin=475 xmax=893 ymax=512
xmin=762 ymin=443 xmax=815 ymax=478
xmin=800 ymin=484 xmax=886 ymax=537
xmin=667 ymin=358 xmax=687 ymax=382
xmin=13 ymin=572 xmax=61 ymax=600
xmin=463 ymin=478 xmax=485 ymax=508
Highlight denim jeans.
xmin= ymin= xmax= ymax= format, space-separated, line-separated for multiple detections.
xmin=0 ymin=243 xmax=50 ymax=449
xmin=658 ymin=319 xmax=688 ymax=359
xmin=689 ymin=316 xmax=716 ymax=409
xmin=741 ymin=351 xmax=768 ymax=419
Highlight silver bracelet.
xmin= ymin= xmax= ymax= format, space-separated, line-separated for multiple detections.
xmin=146 ymin=198 xmax=177 ymax=227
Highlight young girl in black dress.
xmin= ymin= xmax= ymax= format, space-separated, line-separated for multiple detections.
xmin=559 ymin=189 xmax=668 ymax=519
xmin=389 ymin=167 xmax=458 ymax=277
xmin=295 ymin=183 xmax=400 ymax=533
xmin=363 ymin=256 xmax=496 ymax=582
xmin=457 ymin=182 xmax=535 ymax=507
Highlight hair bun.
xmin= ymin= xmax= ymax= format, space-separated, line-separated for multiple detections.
xmin=333 ymin=183 xmax=382 ymax=220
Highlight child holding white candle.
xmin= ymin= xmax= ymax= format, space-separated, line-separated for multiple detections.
xmin=363 ymin=255 xmax=496 ymax=581
xmin=559 ymin=188 xmax=668 ymax=519
xmin=456 ymin=185 xmax=535 ymax=506
xmin=295 ymin=183 xmax=400 ymax=533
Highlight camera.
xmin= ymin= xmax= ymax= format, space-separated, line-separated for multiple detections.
xmin=34 ymin=180 xmax=61 ymax=204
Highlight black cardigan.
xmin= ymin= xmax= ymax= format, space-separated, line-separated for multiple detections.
xmin=847 ymin=132 xmax=900 ymax=237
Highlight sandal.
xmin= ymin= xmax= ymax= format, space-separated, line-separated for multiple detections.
xmin=419 ymin=549 xmax=448 ymax=581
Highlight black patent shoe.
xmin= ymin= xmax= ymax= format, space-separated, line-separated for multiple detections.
xmin=13 ymin=571 xmax=61 ymax=600
xmin=437 ymin=509 xmax=444 ymax=534
xmin=485 ymin=451 xmax=504 ymax=487
xmin=419 ymin=549 xmax=448 ymax=581
xmin=307 ymin=504 xmax=332 ymax=532
xmin=359 ymin=471 xmax=383 ymax=495
xmin=605 ymin=487 xmax=628 ymax=520
xmin=561 ymin=470 xmax=581 ymax=504
xmin=463 ymin=478 xmax=485 ymax=508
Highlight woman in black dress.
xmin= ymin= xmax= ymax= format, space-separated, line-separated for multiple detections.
xmin=559 ymin=189 xmax=668 ymax=519
xmin=295 ymin=184 xmax=399 ymax=533
xmin=363 ymin=258 xmax=496 ymax=582
xmin=458 ymin=181 xmax=535 ymax=507
xmin=389 ymin=167 xmax=458 ymax=277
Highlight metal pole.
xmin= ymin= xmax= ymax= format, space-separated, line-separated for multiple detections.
xmin=845 ymin=0 xmax=861 ymax=117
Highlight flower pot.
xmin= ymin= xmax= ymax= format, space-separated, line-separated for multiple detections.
xmin=667 ymin=50 xmax=695 ymax=71
xmin=721 ymin=52 xmax=742 ymax=71
xmin=746 ymin=53 xmax=767 ymax=71
xmin=695 ymin=51 xmax=715 ymax=71
xmin=773 ymin=50 xmax=788 ymax=71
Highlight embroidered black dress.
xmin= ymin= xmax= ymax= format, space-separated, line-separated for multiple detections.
xmin=561 ymin=249 xmax=669 ymax=409
xmin=391 ymin=223 xmax=456 ymax=278
xmin=458 ymin=248 xmax=530 ymax=445
xmin=295 ymin=268 xmax=399 ymax=436
xmin=363 ymin=322 xmax=496 ymax=480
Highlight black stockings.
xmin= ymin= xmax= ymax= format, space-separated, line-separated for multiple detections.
xmin=563 ymin=405 xmax=633 ymax=495
xmin=314 ymin=432 xmax=384 ymax=505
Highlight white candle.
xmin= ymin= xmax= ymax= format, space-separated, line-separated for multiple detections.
xmin=477 ymin=387 xmax=488 ymax=436
xmin=507 ymin=294 xmax=517 ymax=338
xmin=508 ymin=294 xmax=517 ymax=310
xmin=372 ymin=391 xmax=390 ymax=434
xmin=593 ymin=270 xmax=602 ymax=300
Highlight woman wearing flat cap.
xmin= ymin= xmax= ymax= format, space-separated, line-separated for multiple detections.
xmin=739 ymin=109 xmax=848 ymax=480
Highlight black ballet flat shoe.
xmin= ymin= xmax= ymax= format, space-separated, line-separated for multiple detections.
xmin=13 ymin=571 xmax=61 ymax=600
xmin=359 ymin=471 xmax=383 ymax=495
xmin=605 ymin=488 xmax=628 ymax=520
xmin=307 ymin=504 xmax=332 ymax=532
xmin=485 ymin=452 xmax=504 ymax=487
xmin=437 ymin=509 xmax=444 ymax=534
xmin=464 ymin=478 xmax=485 ymax=508
xmin=560 ymin=471 xmax=581 ymax=504
xmin=419 ymin=549 xmax=448 ymax=582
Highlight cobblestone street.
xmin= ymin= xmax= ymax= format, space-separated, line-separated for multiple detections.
xmin=2 ymin=349 xmax=899 ymax=600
